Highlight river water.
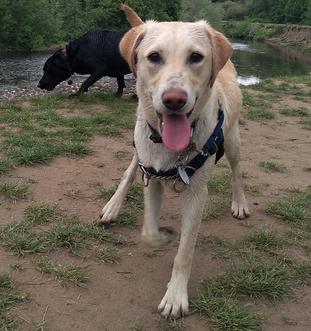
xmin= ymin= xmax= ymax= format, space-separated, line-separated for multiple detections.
xmin=0 ymin=41 xmax=310 ymax=98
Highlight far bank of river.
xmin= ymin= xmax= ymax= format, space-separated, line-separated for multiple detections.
xmin=222 ymin=21 xmax=311 ymax=55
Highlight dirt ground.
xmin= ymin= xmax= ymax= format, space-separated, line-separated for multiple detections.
xmin=0 ymin=81 xmax=310 ymax=331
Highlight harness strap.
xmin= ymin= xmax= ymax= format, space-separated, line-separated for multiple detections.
xmin=139 ymin=107 xmax=225 ymax=185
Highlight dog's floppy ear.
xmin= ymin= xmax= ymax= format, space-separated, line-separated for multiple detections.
xmin=206 ymin=26 xmax=233 ymax=87
xmin=119 ymin=26 xmax=145 ymax=77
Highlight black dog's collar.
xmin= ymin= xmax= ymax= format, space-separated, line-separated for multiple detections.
xmin=62 ymin=45 xmax=74 ymax=75
xmin=139 ymin=107 xmax=225 ymax=185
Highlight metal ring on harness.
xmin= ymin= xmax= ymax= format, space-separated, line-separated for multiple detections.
xmin=173 ymin=179 xmax=187 ymax=193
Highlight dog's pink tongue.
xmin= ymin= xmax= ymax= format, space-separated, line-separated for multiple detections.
xmin=162 ymin=114 xmax=191 ymax=153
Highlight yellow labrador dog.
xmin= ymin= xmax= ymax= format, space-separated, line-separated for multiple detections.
xmin=99 ymin=8 xmax=249 ymax=318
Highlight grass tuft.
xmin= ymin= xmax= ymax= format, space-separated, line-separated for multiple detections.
xmin=279 ymin=107 xmax=309 ymax=117
xmin=158 ymin=319 xmax=184 ymax=331
xmin=0 ymin=273 xmax=30 ymax=331
xmin=259 ymin=160 xmax=287 ymax=173
xmin=241 ymin=230 xmax=287 ymax=252
xmin=208 ymin=173 xmax=231 ymax=195
xmin=192 ymin=295 xmax=263 ymax=331
xmin=35 ymin=258 xmax=89 ymax=287
xmin=245 ymin=108 xmax=275 ymax=121
xmin=266 ymin=187 xmax=311 ymax=227
xmin=299 ymin=116 xmax=311 ymax=130
xmin=0 ymin=183 xmax=29 ymax=200
xmin=24 ymin=203 xmax=59 ymax=224
xmin=204 ymin=198 xmax=231 ymax=219
xmin=0 ymin=221 xmax=47 ymax=256
xmin=45 ymin=217 xmax=123 ymax=252
xmin=0 ymin=159 xmax=13 ymax=175
xmin=95 ymin=247 xmax=120 ymax=264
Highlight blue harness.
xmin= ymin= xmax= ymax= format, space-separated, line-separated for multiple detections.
xmin=138 ymin=107 xmax=225 ymax=185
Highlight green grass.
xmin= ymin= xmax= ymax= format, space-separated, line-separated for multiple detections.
xmin=24 ymin=203 xmax=59 ymax=224
xmin=250 ymin=78 xmax=311 ymax=97
xmin=2 ymin=129 xmax=92 ymax=166
xmin=218 ymin=262 xmax=291 ymax=299
xmin=94 ymin=183 xmax=143 ymax=228
xmin=0 ymin=183 xmax=29 ymax=200
xmin=192 ymin=295 xmax=263 ymax=331
xmin=242 ymin=90 xmax=276 ymax=121
xmin=241 ymin=230 xmax=287 ymax=252
xmin=0 ymin=93 xmax=136 ymax=172
xmin=299 ymin=116 xmax=311 ymax=130
xmin=0 ymin=159 xmax=13 ymax=175
xmin=245 ymin=108 xmax=275 ymax=121
xmin=158 ymin=319 xmax=184 ymax=331
xmin=259 ymin=160 xmax=287 ymax=173
xmin=0 ymin=221 xmax=47 ymax=256
xmin=279 ymin=107 xmax=309 ymax=117
xmin=266 ymin=187 xmax=311 ymax=227
xmin=91 ymin=182 xmax=116 ymax=199
xmin=204 ymin=198 xmax=231 ymax=219
xmin=0 ymin=273 xmax=30 ymax=331
xmin=0 ymin=211 xmax=126 ymax=256
xmin=125 ymin=183 xmax=144 ymax=208
xmin=193 ymin=256 xmax=311 ymax=331
xmin=95 ymin=247 xmax=120 ymax=264
xmin=208 ymin=172 xmax=231 ymax=195
xmin=44 ymin=217 xmax=125 ymax=253
xmin=197 ymin=230 xmax=287 ymax=259
xmin=35 ymin=258 xmax=89 ymax=287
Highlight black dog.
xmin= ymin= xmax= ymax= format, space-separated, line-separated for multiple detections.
xmin=38 ymin=29 xmax=131 ymax=95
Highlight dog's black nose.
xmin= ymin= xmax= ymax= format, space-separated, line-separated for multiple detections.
xmin=37 ymin=82 xmax=43 ymax=89
xmin=162 ymin=88 xmax=187 ymax=111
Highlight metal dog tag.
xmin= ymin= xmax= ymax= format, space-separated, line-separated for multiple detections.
xmin=177 ymin=166 xmax=190 ymax=185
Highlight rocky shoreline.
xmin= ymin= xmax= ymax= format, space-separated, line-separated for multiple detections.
xmin=0 ymin=76 xmax=136 ymax=101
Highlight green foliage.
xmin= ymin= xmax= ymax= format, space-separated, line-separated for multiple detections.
xmin=0 ymin=0 xmax=182 ymax=49
xmin=222 ymin=21 xmax=278 ymax=41
xmin=0 ymin=0 xmax=62 ymax=49
xmin=180 ymin=0 xmax=224 ymax=28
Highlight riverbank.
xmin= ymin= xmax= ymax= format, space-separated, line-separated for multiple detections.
xmin=0 ymin=76 xmax=136 ymax=101
xmin=222 ymin=21 xmax=311 ymax=54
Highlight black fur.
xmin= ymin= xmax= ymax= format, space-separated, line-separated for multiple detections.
xmin=38 ymin=29 xmax=131 ymax=95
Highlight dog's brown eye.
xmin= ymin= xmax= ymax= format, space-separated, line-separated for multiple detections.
xmin=189 ymin=52 xmax=204 ymax=64
xmin=148 ymin=52 xmax=162 ymax=64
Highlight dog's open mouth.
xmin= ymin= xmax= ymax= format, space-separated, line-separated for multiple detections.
xmin=157 ymin=111 xmax=192 ymax=153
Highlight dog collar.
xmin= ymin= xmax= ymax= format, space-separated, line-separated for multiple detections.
xmin=139 ymin=107 xmax=225 ymax=186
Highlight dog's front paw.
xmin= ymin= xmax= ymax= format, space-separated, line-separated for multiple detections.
xmin=158 ymin=283 xmax=189 ymax=318
xmin=231 ymin=199 xmax=250 ymax=219
xmin=98 ymin=199 xmax=122 ymax=225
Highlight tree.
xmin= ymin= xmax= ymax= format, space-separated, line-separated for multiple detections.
xmin=180 ymin=0 xmax=224 ymax=28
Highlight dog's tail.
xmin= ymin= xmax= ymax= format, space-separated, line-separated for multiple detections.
xmin=121 ymin=4 xmax=144 ymax=27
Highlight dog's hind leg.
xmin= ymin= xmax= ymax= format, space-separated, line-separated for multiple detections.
xmin=225 ymin=123 xmax=250 ymax=219
xmin=74 ymin=71 xmax=105 ymax=95
xmin=158 ymin=182 xmax=207 ymax=318
xmin=99 ymin=153 xmax=138 ymax=224
xmin=116 ymin=75 xmax=126 ymax=96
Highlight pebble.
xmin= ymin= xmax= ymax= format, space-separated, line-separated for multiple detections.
xmin=0 ymin=76 xmax=136 ymax=101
